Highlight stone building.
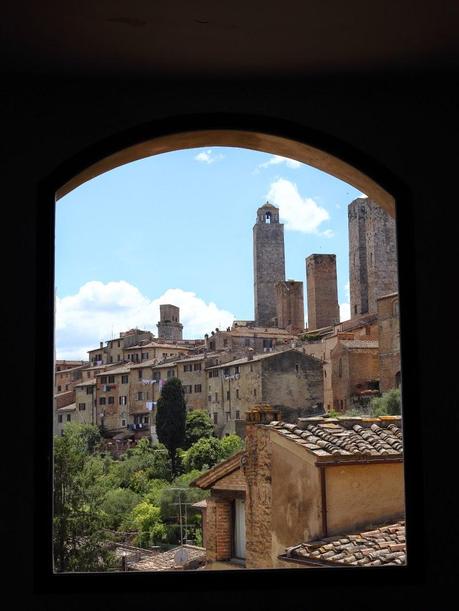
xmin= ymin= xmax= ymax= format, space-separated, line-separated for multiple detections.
xmin=205 ymin=348 xmax=324 ymax=435
xmin=330 ymin=339 xmax=380 ymax=412
xmin=301 ymin=314 xmax=378 ymax=411
xmin=306 ymin=254 xmax=340 ymax=330
xmin=275 ymin=280 xmax=305 ymax=332
xmin=123 ymin=341 xmax=190 ymax=364
xmin=192 ymin=406 xmax=404 ymax=569
xmin=205 ymin=323 xmax=295 ymax=354
xmin=377 ymin=292 xmax=401 ymax=392
xmin=95 ymin=365 xmax=133 ymax=433
xmin=55 ymin=404 xmax=76 ymax=436
xmin=55 ymin=363 xmax=86 ymax=394
xmin=348 ymin=197 xmax=398 ymax=319
xmin=87 ymin=328 xmax=154 ymax=365
xmin=74 ymin=378 xmax=97 ymax=426
xmin=157 ymin=304 xmax=183 ymax=341
xmin=253 ymin=203 xmax=285 ymax=326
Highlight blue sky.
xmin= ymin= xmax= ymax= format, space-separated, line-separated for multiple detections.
xmin=55 ymin=147 xmax=364 ymax=359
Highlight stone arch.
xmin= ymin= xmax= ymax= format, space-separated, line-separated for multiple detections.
xmin=54 ymin=119 xmax=396 ymax=219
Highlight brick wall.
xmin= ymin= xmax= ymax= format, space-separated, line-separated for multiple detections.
xmin=205 ymin=496 xmax=233 ymax=561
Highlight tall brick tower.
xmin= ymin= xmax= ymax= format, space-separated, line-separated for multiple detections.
xmin=157 ymin=304 xmax=183 ymax=341
xmin=275 ymin=280 xmax=305 ymax=331
xmin=253 ymin=202 xmax=285 ymax=326
xmin=306 ymin=254 xmax=340 ymax=330
xmin=348 ymin=198 xmax=398 ymax=319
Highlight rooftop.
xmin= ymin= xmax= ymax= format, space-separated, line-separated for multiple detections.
xmin=56 ymin=403 xmax=76 ymax=412
xmin=206 ymin=348 xmax=320 ymax=370
xmin=74 ymin=379 xmax=97 ymax=387
xmin=281 ymin=521 xmax=405 ymax=567
xmin=95 ymin=365 xmax=132 ymax=377
xmin=116 ymin=545 xmax=206 ymax=571
xmin=269 ymin=416 xmax=403 ymax=461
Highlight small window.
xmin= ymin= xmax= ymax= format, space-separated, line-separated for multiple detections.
xmin=78 ymin=403 xmax=86 ymax=411
xmin=226 ymin=413 xmax=230 ymax=422
xmin=121 ymin=375 xmax=128 ymax=384
xmin=99 ymin=397 xmax=106 ymax=405
xmin=235 ymin=366 xmax=240 ymax=374
xmin=215 ymin=392 xmax=218 ymax=402
xmin=236 ymin=410 xmax=240 ymax=419
xmin=86 ymin=386 xmax=93 ymax=394
xmin=194 ymin=384 xmax=202 ymax=393
xmin=213 ymin=413 xmax=218 ymax=424
xmin=254 ymin=388 xmax=257 ymax=397
xmin=121 ymin=419 xmax=126 ymax=427
xmin=100 ymin=376 xmax=108 ymax=384
xmin=65 ymin=384 xmax=69 ymax=391
xmin=226 ymin=391 xmax=230 ymax=401
xmin=57 ymin=385 xmax=61 ymax=392
xmin=295 ymin=364 xmax=299 ymax=373
xmin=208 ymin=395 xmax=212 ymax=403
xmin=236 ymin=389 xmax=239 ymax=399
xmin=137 ymin=392 xmax=144 ymax=401
xmin=66 ymin=414 xmax=71 ymax=422
xmin=58 ymin=414 xmax=63 ymax=423
xmin=143 ymin=416 xmax=149 ymax=424
xmin=193 ymin=363 xmax=202 ymax=371
xmin=108 ymin=396 xmax=114 ymax=404
xmin=138 ymin=369 xmax=143 ymax=380
xmin=184 ymin=364 xmax=192 ymax=372
xmin=119 ymin=396 xmax=127 ymax=405
xmin=223 ymin=339 xmax=228 ymax=347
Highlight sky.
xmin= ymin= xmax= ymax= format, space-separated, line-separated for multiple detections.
xmin=55 ymin=147 xmax=365 ymax=360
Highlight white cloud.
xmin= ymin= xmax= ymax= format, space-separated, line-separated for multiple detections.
xmin=340 ymin=303 xmax=350 ymax=322
xmin=55 ymin=281 xmax=234 ymax=360
xmin=194 ymin=149 xmax=224 ymax=164
xmin=266 ymin=178 xmax=331 ymax=235
xmin=258 ymin=155 xmax=301 ymax=170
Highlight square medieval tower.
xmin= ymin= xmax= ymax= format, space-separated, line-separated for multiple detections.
xmin=253 ymin=203 xmax=285 ymax=327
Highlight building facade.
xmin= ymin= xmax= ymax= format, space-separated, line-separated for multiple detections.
xmin=377 ymin=292 xmax=401 ymax=392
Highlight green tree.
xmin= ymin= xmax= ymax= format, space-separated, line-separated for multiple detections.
xmin=220 ymin=434 xmax=244 ymax=459
xmin=156 ymin=378 xmax=187 ymax=476
xmin=183 ymin=436 xmax=225 ymax=472
xmin=129 ymin=501 xmax=167 ymax=547
xmin=184 ymin=410 xmax=214 ymax=449
xmin=53 ymin=424 xmax=115 ymax=572
xmin=370 ymin=388 xmax=401 ymax=417
xmin=101 ymin=488 xmax=141 ymax=530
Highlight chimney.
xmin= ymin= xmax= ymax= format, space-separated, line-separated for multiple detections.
xmin=246 ymin=403 xmax=281 ymax=425
xmin=247 ymin=348 xmax=254 ymax=361
xmin=100 ymin=341 xmax=103 ymax=349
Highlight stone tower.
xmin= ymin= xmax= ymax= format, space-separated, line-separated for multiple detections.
xmin=156 ymin=304 xmax=183 ymax=341
xmin=253 ymin=202 xmax=286 ymax=326
xmin=275 ymin=280 xmax=305 ymax=331
xmin=348 ymin=198 xmax=398 ymax=319
xmin=306 ymin=254 xmax=340 ymax=330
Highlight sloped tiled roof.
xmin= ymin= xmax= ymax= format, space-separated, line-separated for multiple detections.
xmin=282 ymin=521 xmax=405 ymax=567
xmin=269 ymin=416 xmax=403 ymax=461
xmin=117 ymin=545 xmax=206 ymax=571
xmin=190 ymin=451 xmax=244 ymax=489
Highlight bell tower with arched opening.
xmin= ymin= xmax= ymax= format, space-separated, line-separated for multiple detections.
xmin=253 ymin=202 xmax=285 ymax=326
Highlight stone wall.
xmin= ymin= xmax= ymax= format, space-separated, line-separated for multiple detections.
xmin=275 ymin=280 xmax=304 ymax=331
xmin=349 ymin=198 xmax=398 ymax=319
xmin=261 ymin=351 xmax=324 ymax=421
xmin=377 ymin=293 xmax=401 ymax=392
xmin=306 ymin=254 xmax=339 ymax=330
xmin=242 ymin=423 xmax=273 ymax=568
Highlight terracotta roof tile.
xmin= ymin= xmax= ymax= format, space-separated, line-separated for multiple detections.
xmin=269 ymin=416 xmax=403 ymax=460
xmin=283 ymin=521 xmax=405 ymax=567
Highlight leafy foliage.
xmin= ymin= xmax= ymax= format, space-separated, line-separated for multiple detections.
xmin=220 ymin=434 xmax=244 ymax=459
xmin=370 ymin=388 xmax=401 ymax=416
xmin=156 ymin=378 xmax=187 ymax=475
xmin=53 ymin=424 xmax=115 ymax=572
xmin=183 ymin=410 xmax=214 ymax=449
xmin=128 ymin=501 xmax=167 ymax=547
xmin=183 ymin=436 xmax=225 ymax=471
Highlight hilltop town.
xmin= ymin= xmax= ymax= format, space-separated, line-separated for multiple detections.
xmin=55 ymin=196 xmax=400 ymax=442
xmin=54 ymin=196 xmax=404 ymax=571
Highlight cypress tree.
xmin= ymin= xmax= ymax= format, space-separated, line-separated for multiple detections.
xmin=156 ymin=378 xmax=186 ymax=476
